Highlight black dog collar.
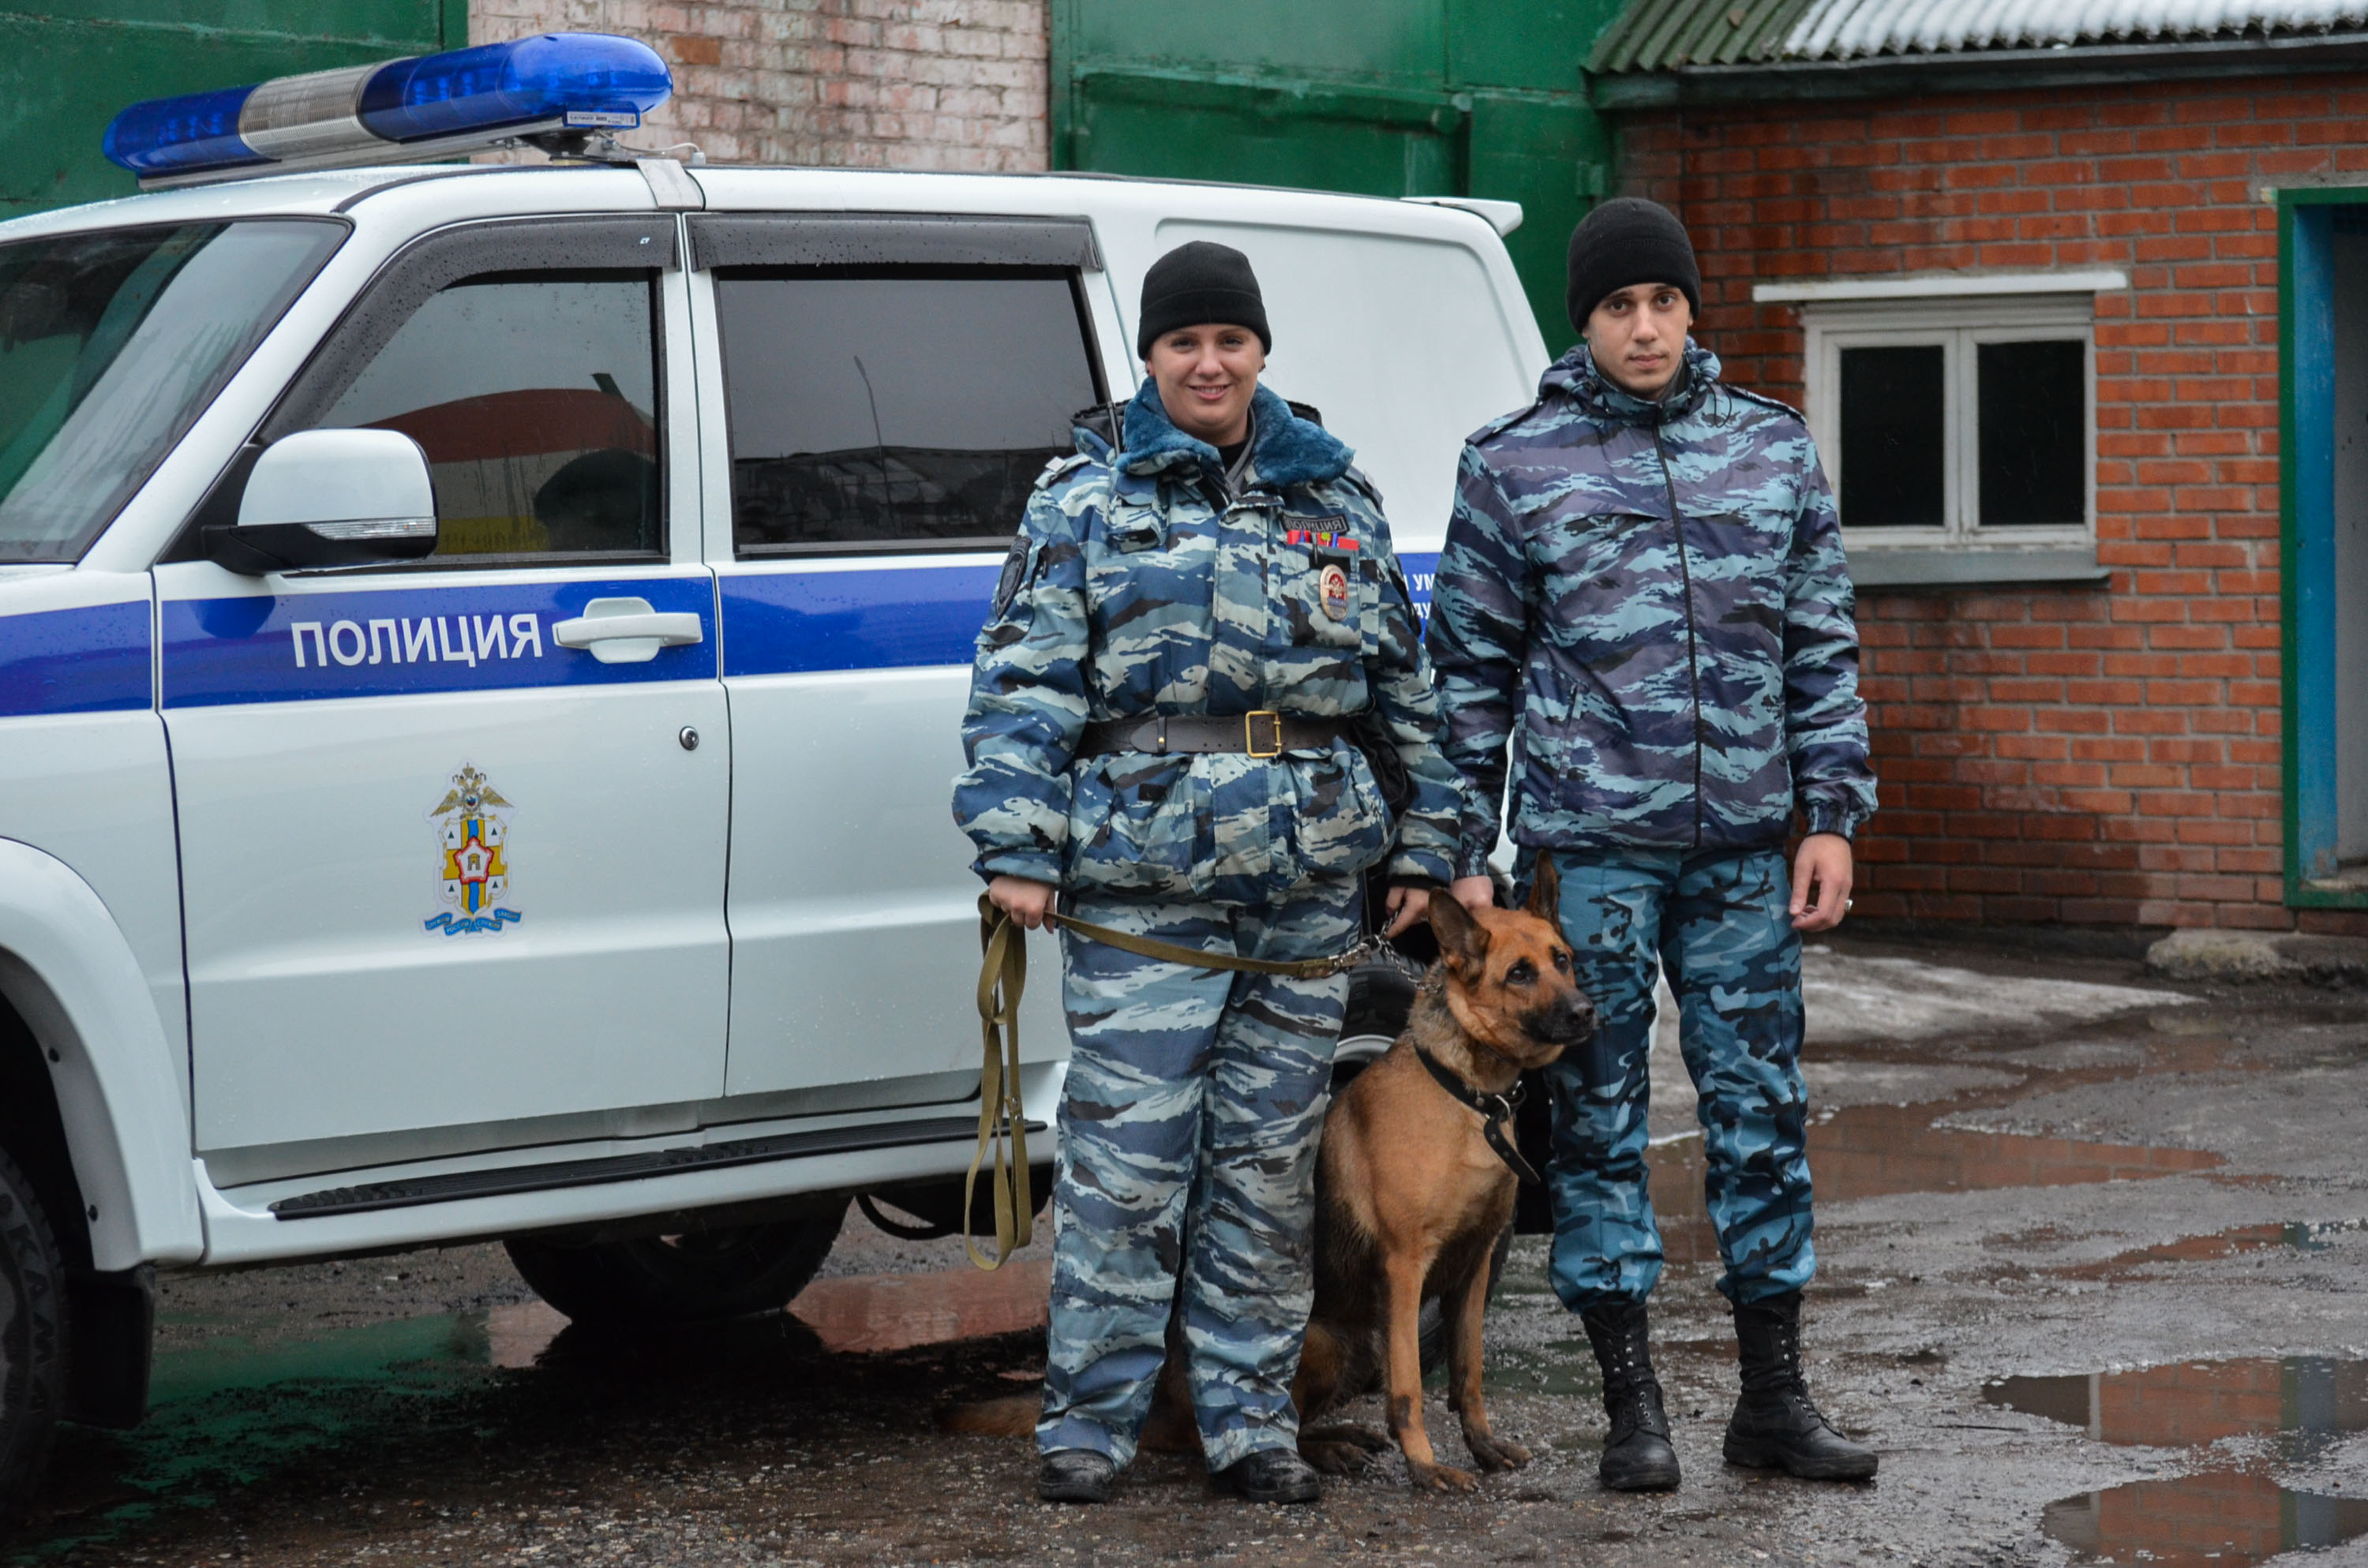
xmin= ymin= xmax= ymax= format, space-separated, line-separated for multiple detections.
xmin=1412 ymin=1046 xmax=1539 ymax=1186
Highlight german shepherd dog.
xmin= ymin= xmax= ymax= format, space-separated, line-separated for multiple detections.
xmin=947 ymin=860 xmax=1595 ymax=1492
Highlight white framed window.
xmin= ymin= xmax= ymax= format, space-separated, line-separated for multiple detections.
xmin=1807 ymin=297 xmax=2095 ymax=545
xmin=1756 ymin=273 xmax=2123 ymax=578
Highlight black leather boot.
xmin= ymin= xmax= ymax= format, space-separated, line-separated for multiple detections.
xmin=1579 ymin=1299 xmax=1682 ymax=1491
xmin=1038 ymin=1448 xmax=1116 ymax=1503
xmin=1215 ymin=1446 xmax=1321 ymax=1503
xmin=1724 ymin=1291 xmax=1879 ymax=1481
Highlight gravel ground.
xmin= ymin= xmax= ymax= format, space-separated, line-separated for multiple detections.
xmin=9 ymin=934 xmax=2368 ymax=1568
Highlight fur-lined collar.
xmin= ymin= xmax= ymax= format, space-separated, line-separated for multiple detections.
xmin=1116 ymin=380 xmax=1352 ymax=490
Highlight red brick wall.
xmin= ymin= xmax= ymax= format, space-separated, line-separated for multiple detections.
xmin=1613 ymin=76 xmax=2359 ymax=930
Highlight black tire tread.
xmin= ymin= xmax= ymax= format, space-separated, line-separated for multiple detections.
xmin=505 ymin=1200 xmax=849 ymax=1328
xmin=0 ymin=1145 xmax=66 ymax=1531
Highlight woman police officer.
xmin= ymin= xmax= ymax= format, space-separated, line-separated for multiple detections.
xmin=952 ymin=241 xmax=1463 ymax=1506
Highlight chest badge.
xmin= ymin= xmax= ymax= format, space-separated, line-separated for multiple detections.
xmin=1320 ymin=563 xmax=1352 ymax=622
xmin=425 ymin=765 xmax=523 ymax=935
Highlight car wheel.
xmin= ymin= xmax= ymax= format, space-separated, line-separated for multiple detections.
xmin=0 ymin=1147 xmax=66 ymax=1526
xmin=504 ymin=1199 xmax=849 ymax=1328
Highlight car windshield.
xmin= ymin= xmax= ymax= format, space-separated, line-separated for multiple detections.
xmin=0 ymin=219 xmax=343 ymax=563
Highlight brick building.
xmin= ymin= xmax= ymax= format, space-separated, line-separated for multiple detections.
xmin=475 ymin=0 xmax=1050 ymax=170
xmin=1590 ymin=0 xmax=2368 ymax=937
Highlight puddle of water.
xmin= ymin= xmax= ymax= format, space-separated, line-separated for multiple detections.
xmin=2044 ymin=1473 xmax=2368 ymax=1566
xmin=2061 ymin=1220 xmax=2366 ymax=1281
xmin=789 ymin=1260 xmax=1052 ymax=1355
xmin=1991 ymin=1358 xmax=2368 ymax=1565
xmin=1986 ymin=1357 xmax=2368 ymax=1447
xmin=1645 ymin=1101 xmax=2222 ymax=1267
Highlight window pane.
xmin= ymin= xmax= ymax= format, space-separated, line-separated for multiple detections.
xmin=1838 ymin=344 xmax=1946 ymax=528
xmin=0 ymin=221 xmax=342 ymax=563
xmin=322 ymin=275 xmax=661 ymax=559
xmin=717 ymin=272 xmax=1100 ymax=552
xmin=1977 ymin=339 xmax=2085 ymax=527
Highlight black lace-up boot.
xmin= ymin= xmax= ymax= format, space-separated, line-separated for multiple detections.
xmin=1579 ymin=1299 xmax=1682 ymax=1491
xmin=1724 ymin=1291 xmax=1879 ymax=1480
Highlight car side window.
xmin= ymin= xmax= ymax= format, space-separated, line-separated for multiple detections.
xmin=319 ymin=271 xmax=663 ymax=561
xmin=714 ymin=269 xmax=1100 ymax=555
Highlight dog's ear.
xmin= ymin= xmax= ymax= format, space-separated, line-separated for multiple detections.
xmin=1427 ymin=889 xmax=1489 ymax=971
xmin=1524 ymin=852 xmax=1561 ymax=926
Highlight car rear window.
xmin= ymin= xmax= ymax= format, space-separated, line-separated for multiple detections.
xmin=714 ymin=269 xmax=1103 ymax=555
xmin=0 ymin=220 xmax=343 ymax=563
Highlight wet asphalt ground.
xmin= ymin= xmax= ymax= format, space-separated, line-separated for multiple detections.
xmin=9 ymin=930 xmax=2368 ymax=1568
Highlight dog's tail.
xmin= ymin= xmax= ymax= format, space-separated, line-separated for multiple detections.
xmin=937 ymin=1392 xmax=1040 ymax=1438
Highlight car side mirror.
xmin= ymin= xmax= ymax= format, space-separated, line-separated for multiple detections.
xmin=203 ymin=428 xmax=438 ymax=574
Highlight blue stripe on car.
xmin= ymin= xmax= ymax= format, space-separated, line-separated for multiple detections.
xmin=715 ymin=552 xmax=1440 ymax=678
xmin=0 ymin=601 xmax=152 ymax=718
xmin=160 ymin=578 xmax=717 ymax=708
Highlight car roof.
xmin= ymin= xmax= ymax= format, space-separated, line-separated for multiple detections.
xmin=0 ymin=161 xmax=1513 ymax=250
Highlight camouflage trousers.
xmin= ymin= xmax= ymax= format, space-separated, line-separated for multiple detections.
xmin=1038 ymin=882 xmax=1357 ymax=1472
xmin=1535 ymin=846 xmax=1815 ymax=1308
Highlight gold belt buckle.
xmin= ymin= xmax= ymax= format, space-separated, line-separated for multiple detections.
xmin=1244 ymin=710 xmax=1283 ymax=758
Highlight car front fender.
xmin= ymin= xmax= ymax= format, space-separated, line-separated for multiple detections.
xmin=0 ymin=837 xmax=201 ymax=1269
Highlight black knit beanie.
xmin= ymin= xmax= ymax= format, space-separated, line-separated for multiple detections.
xmin=1565 ymin=197 xmax=1701 ymax=336
xmin=1137 ymin=241 xmax=1270 ymax=360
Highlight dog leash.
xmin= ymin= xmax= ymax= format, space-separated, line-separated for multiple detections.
xmin=966 ymin=896 xmax=1388 ymax=1270
xmin=1412 ymin=1046 xmax=1541 ymax=1186
xmin=966 ymin=896 xmax=1036 ymax=1271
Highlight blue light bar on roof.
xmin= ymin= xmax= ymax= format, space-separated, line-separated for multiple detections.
xmin=103 ymin=33 xmax=672 ymax=182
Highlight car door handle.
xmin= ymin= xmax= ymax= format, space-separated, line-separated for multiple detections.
xmin=551 ymin=597 xmax=705 ymax=664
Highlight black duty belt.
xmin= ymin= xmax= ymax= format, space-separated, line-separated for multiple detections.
xmin=1076 ymin=711 xmax=1353 ymax=760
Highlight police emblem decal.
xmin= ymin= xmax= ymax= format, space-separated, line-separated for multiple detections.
xmin=425 ymin=765 xmax=523 ymax=935
xmin=1320 ymin=563 xmax=1351 ymax=622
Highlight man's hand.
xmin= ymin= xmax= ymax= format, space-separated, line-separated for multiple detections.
xmin=1789 ymin=833 xmax=1853 ymax=932
xmin=987 ymin=874 xmax=1058 ymax=930
xmin=1450 ymin=874 xmax=1496 ymax=914
xmin=1383 ymin=884 xmax=1432 ymax=937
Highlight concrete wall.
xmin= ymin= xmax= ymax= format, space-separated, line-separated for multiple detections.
xmin=472 ymin=0 xmax=1048 ymax=170
xmin=1615 ymin=77 xmax=2368 ymax=934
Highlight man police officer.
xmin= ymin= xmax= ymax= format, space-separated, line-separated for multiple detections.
xmin=1426 ymin=197 xmax=1882 ymax=1490
xmin=954 ymin=241 xmax=1462 ymax=1506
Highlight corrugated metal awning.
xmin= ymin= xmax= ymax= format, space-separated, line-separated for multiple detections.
xmin=1590 ymin=0 xmax=2368 ymax=71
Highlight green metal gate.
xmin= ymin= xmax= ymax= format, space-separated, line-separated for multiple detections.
xmin=0 ymin=0 xmax=469 ymax=219
xmin=1050 ymin=0 xmax=1626 ymax=346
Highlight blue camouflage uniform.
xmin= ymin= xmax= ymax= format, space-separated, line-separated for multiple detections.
xmin=954 ymin=380 xmax=1460 ymax=1472
xmin=1425 ymin=340 xmax=1877 ymax=1311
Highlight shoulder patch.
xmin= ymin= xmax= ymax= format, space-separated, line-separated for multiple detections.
xmin=989 ymin=533 xmax=1033 ymax=618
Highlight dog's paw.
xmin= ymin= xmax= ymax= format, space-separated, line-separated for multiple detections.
xmin=1407 ymin=1460 xmax=1478 ymax=1493
xmin=1464 ymin=1431 xmax=1532 ymax=1472
xmin=1299 ymin=1439 xmax=1375 ymax=1475
xmin=1302 ymin=1422 xmax=1391 ymax=1454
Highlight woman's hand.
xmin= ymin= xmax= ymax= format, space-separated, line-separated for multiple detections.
xmin=987 ymin=875 xmax=1058 ymax=931
xmin=1382 ymin=884 xmax=1431 ymax=937
xmin=1789 ymin=833 xmax=1853 ymax=932
xmin=1449 ymin=874 xmax=1496 ymax=914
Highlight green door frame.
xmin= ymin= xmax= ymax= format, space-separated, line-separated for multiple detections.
xmin=2279 ymin=186 xmax=2368 ymax=909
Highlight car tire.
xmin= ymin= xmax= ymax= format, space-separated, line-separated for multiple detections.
xmin=0 ymin=1147 xmax=66 ymax=1527
xmin=504 ymin=1199 xmax=849 ymax=1328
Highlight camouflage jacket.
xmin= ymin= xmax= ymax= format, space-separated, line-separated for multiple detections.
xmin=1425 ymin=342 xmax=1876 ymax=878
xmin=954 ymin=380 xmax=1461 ymax=905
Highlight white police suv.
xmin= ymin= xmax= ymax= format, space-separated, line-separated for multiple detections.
xmin=0 ymin=32 xmax=1548 ymax=1512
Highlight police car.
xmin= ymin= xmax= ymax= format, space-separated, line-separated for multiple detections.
xmin=0 ymin=32 xmax=1548 ymax=1511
